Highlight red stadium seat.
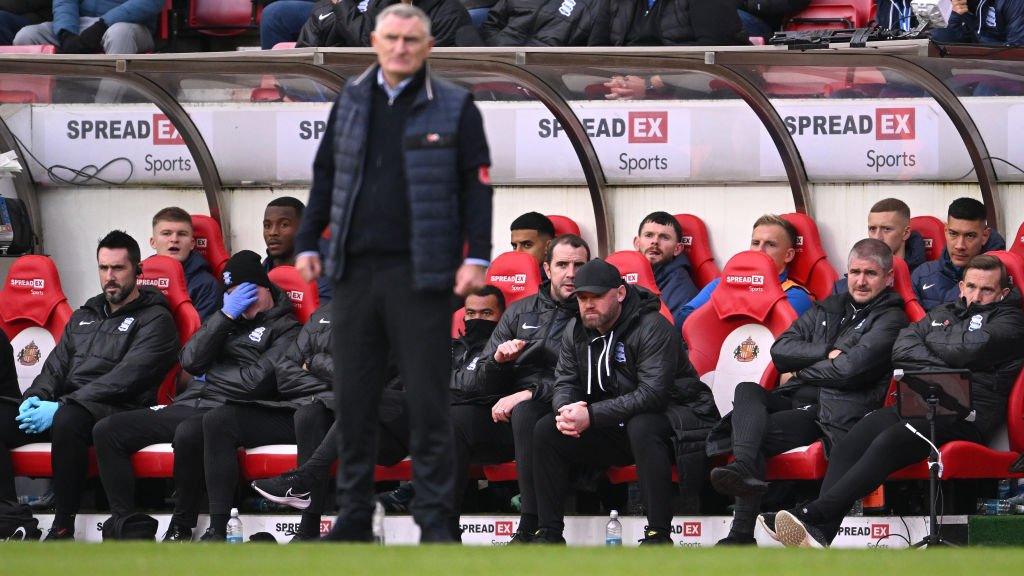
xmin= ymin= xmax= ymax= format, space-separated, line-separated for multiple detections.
xmin=892 ymin=256 xmax=926 ymax=323
xmin=783 ymin=0 xmax=873 ymax=31
xmin=547 ymin=215 xmax=581 ymax=237
xmin=1011 ymin=221 xmax=1024 ymax=262
xmin=605 ymin=251 xmax=674 ymax=324
xmin=188 ymin=0 xmax=259 ymax=36
xmin=673 ymin=214 xmax=720 ymax=288
xmin=910 ymin=215 xmax=946 ymax=262
xmin=486 ymin=252 xmax=541 ymax=306
xmin=0 ymin=45 xmax=56 ymax=103
xmin=190 ymin=214 xmax=230 ymax=278
xmin=683 ymin=251 xmax=798 ymax=416
xmin=139 ymin=255 xmax=202 ymax=404
xmin=269 ymin=265 xmax=319 ymax=325
xmin=781 ymin=213 xmax=840 ymax=302
xmin=240 ymin=444 xmax=415 ymax=482
xmin=272 ymin=42 xmax=297 ymax=50
xmin=452 ymin=307 xmax=466 ymax=338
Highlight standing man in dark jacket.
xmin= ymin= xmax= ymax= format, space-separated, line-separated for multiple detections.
xmin=94 ymin=251 xmax=300 ymax=542
xmin=707 ymin=239 xmax=908 ymax=546
xmin=775 ymin=254 xmax=1024 ymax=548
xmin=150 ymin=207 xmax=222 ymax=321
xmin=2 ymin=230 xmax=178 ymax=540
xmin=633 ymin=211 xmax=698 ymax=329
xmin=833 ymin=198 xmax=927 ymax=294
xmin=912 ymin=197 xmax=1005 ymax=311
xmin=293 ymin=3 xmax=492 ymax=543
xmin=532 ymin=258 xmax=718 ymax=544
xmin=0 ymin=0 xmax=51 ymax=44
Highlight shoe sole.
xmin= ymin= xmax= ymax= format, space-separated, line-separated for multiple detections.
xmin=251 ymin=482 xmax=312 ymax=510
xmin=757 ymin=515 xmax=779 ymax=542
xmin=774 ymin=511 xmax=823 ymax=549
xmin=710 ymin=467 xmax=769 ymax=497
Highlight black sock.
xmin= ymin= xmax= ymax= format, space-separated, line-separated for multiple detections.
xmin=730 ymin=495 xmax=761 ymax=537
xmin=53 ymin=513 xmax=75 ymax=531
xmin=210 ymin=513 xmax=229 ymax=535
xmin=298 ymin=512 xmax=321 ymax=537
xmin=518 ymin=513 xmax=538 ymax=534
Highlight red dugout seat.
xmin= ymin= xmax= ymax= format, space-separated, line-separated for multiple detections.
xmin=190 ymin=214 xmax=230 ymax=278
xmin=683 ymin=251 xmax=798 ymax=417
xmin=269 ymin=265 xmax=319 ymax=325
xmin=605 ymin=251 xmax=674 ymax=324
xmin=892 ymin=256 xmax=926 ymax=323
xmin=0 ymin=45 xmax=56 ymax=103
xmin=1011 ymin=221 xmax=1024 ymax=262
xmin=781 ymin=213 xmax=840 ymax=302
xmin=910 ymin=215 xmax=946 ymax=262
xmin=486 ymin=252 xmax=541 ymax=306
xmin=188 ymin=0 xmax=258 ymax=36
xmin=241 ymin=444 xmax=415 ymax=482
xmin=674 ymin=214 xmax=720 ymax=288
xmin=547 ymin=215 xmax=581 ymax=237
xmin=783 ymin=0 xmax=872 ymax=30
xmin=139 ymin=255 xmax=202 ymax=404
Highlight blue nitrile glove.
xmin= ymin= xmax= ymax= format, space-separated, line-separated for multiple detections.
xmin=18 ymin=396 xmax=40 ymax=417
xmin=16 ymin=400 xmax=59 ymax=434
xmin=222 ymin=282 xmax=259 ymax=319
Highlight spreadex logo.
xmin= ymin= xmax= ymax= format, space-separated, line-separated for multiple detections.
xmin=66 ymin=114 xmax=185 ymax=145
xmin=725 ymin=275 xmax=764 ymax=286
xmin=196 ymin=238 xmax=209 ymax=249
xmin=274 ymin=520 xmax=334 ymax=537
xmin=783 ymin=108 xmax=916 ymax=140
xmin=491 ymin=273 xmax=527 ymax=285
xmin=460 ymin=521 xmax=514 ymax=536
xmin=138 ymin=277 xmax=171 ymax=289
xmin=623 ymin=273 xmax=639 ymax=284
xmin=287 ymin=290 xmax=305 ymax=302
xmin=537 ymin=111 xmax=668 ymax=144
xmin=9 ymin=278 xmax=44 ymax=290
xmin=837 ymin=524 xmax=890 ymax=539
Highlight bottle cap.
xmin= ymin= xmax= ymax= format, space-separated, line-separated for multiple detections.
xmin=230 ymin=507 xmax=239 ymax=516
xmin=610 ymin=510 xmax=619 ymax=519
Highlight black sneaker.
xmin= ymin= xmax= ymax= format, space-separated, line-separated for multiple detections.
xmin=775 ymin=509 xmax=828 ymax=549
xmin=638 ymin=529 xmax=673 ymax=545
xmin=716 ymin=533 xmax=757 ymax=546
xmin=378 ymin=484 xmax=415 ymax=513
xmin=322 ymin=518 xmax=374 ymax=543
xmin=531 ymin=529 xmax=566 ymax=545
xmin=162 ymin=523 xmax=193 ymax=542
xmin=198 ymin=528 xmax=225 ymax=542
xmin=507 ymin=529 xmax=535 ymax=545
xmin=709 ymin=463 xmax=769 ymax=498
xmin=289 ymin=531 xmax=320 ymax=543
xmin=43 ymin=526 xmax=74 ymax=541
xmin=757 ymin=512 xmax=778 ymax=542
xmin=251 ymin=470 xmax=314 ymax=511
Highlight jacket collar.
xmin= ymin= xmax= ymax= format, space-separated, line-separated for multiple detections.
xmin=353 ymin=64 xmax=433 ymax=108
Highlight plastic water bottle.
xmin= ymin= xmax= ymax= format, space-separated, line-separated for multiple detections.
xmin=605 ymin=510 xmax=622 ymax=546
xmin=998 ymin=478 xmax=1014 ymax=499
xmin=226 ymin=508 xmax=244 ymax=543
xmin=977 ymin=498 xmax=1019 ymax=515
xmin=372 ymin=501 xmax=386 ymax=545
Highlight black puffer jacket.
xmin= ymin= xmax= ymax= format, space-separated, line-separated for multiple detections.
xmin=892 ymin=289 xmax=1024 ymax=439
xmin=740 ymin=0 xmax=809 ymax=18
xmin=23 ymin=288 xmax=178 ymax=420
xmin=296 ymin=0 xmax=363 ymax=48
xmin=175 ymin=288 xmax=301 ymax=409
xmin=483 ymin=0 xmax=609 ymax=46
xmin=771 ymin=289 xmax=908 ymax=445
xmin=474 ymin=281 xmax=579 ymax=403
xmin=1 ymin=330 xmax=18 ymax=401
xmin=450 ymin=319 xmax=500 ymax=406
xmin=608 ymin=0 xmax=747 ymax=46
xmin=359 ymin=0 xmax=483 ymax=46
xmin=244 ymin=303 xmax=334 ymax=410
xmin=552 ymin=285 xmax=717 ymax=427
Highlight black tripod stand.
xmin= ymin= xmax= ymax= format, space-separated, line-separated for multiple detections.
xmin=911 ymin=391 xmax=955 ymax=548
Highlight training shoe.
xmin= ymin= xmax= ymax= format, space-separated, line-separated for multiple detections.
xmin=378 ymin=483 xmax=415 ymax=513
xmin=162 ymin=523 xmax=193 ymax=542
xmin=289 ymin=531 xmax=320 ymax=543
xmin=507 ymin=529 xmax=535 ymax=545
xmin=757 ymin=512 xmax=779 ymax=542
xmin=638 ymin=529 xmax=673 ymax=545
xmin=322 ymin=519 xmax=374 ymax=543
xmin=43 ymin=526 xmax=74 ymax=541
xmin=251 ymin=470 xmax=314 ymax=511
xmin=716 ymin=533 xmax=757 ymax=546
xmin=774 ymin=510 xmax=828 ymax=549
xmin=531 ymin=529 xmax=566 ymax=545
xmin=198 ymin=528 xmax=225 ymax=542
xmin=709 ymin=463 xmax=769 ymax=497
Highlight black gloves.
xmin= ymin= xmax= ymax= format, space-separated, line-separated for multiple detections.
xmin=58 ymin=20 xmax=107 ymax=54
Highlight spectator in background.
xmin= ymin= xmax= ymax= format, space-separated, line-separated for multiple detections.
xmin=295 ymin=0 xmax=362 ymax=47
xmin=911 ymin=197 xmax=1005 ymax=311
xmin=0 ymin=0 xmax=50 ymax=45
xmin=150 ymin=207 xmax=221 ymax=321
xmin=736 ymin=0 xmax=810 ymax=41
xmin=260 ymin=0 xmax=317 ymax=49
xmin=633 ymin=211 xmax=698 ymax=328
xmin=832 ymin=198 xmax=927 ymax=294
xmin=510 ymin=212 xmax=555 ymax=276
xmin=14 ymin=0 xmax=162 ymax=54
xmin=679 ymin=214 xmax=813 ymax=325
xmin=481 ymin=0 xmax=609 ymax=46
xmin=304 ymin=0 xmax=483 ymax=46
xmin=606 ymin=0 xmax=748 ymax=45
xmin=263 ymin=196 xmax=332 ymax=302
xmin=930 ymin=0 xmax=1024 ymax=45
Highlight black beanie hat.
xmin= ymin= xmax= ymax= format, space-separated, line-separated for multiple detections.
xmin=222 ymin=250 xmax=272 ymax=290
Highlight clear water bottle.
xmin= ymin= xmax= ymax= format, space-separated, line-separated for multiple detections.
xmin=998 ymin=478 xmax=1014 ymax=499
xmin=226 ymin=508 xmax=244 ymax=543
xmin=372 ymin=501 xmax=386 ymax=545
xmin=977 ymin=498 xmax=1014 ymax=515
xmin=605 ymin=510 xmax=622 ymax=546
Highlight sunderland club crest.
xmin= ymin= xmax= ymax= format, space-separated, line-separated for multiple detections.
xmin=17 ymin=341 xmax=40 ymax=366
xmin=733 ymin=336 xmax=759 ymax=363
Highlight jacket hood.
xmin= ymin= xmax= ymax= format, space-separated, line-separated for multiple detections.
xmin=83 ymin=285 xmax=171 ymax=317
xmin=904 ymin=231 xmax=927 ymax=270
xmin=182 ymin=251 xmax=212 ymax=277
xmin=580 ymin=284 xmax=661 ymax=396
xmin=956 ymin=286 xmax=1023 ymax=316
xmin=653 ymin=252 xmax=693 ymax=277
xmin=537 ymin=279 xmax=579 ymax=311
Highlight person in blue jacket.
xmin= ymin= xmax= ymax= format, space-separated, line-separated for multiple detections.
xmin=912 ymin=197 xmax=1006 ymax=311
xmin=931 ymin=0 xmax=1024 ymax=46
xmin=13 ymin=0 xmax=162 ymax=54
xmin=149 ymin=207 xmax=222 ymax=321
xmin=633 ymin=211 xmax=698 ymax=329
xmin=679 ymin=214 xmax=813 ymax=326
xmin=833 ymin=198 xmax=927 ymax=295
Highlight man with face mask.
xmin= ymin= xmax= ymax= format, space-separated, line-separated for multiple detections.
xmin=774 ymin=254 xmax=1024 ymax=549
xmin=0 ymin=230 xmax=178 ymax=540
xmin=93 ymin=250 xmax=301 ymax=542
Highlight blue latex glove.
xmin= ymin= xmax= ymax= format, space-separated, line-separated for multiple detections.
xmin=18 ymin=396 xmax=40 ymax=416
xmin=222 ymin=282 xmax=259 ymax=319
xmin=16 ymin=400 xmax=59 ymax=434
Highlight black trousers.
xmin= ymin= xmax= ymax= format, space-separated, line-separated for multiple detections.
xmin=509 ymin=398 xmax=551 ymax=531
xmin=534 ymin=411 xmax=676 ymax=534
xmin=729 ymin=382 xmax=822 ymax=534
xmin=450 ymin=404 xmax=514 ymax=513
xmin=0 ymin=402 xmax=98 ymax=518
xmin=803 ymin=406 xmax=982 ymax=543
xmin=93 ymin=404 xmax=207 ymax=527
xmin=331 ymin=260 xmax=454 ymax=529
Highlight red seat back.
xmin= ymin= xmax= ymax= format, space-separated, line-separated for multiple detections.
xmin=606 ymin=251 xmax=673 ymax=324
xmin=0 ymin=45 xmax=55 ymax=103
xmin=547 ymin=215 xmax=581 ymax=237
xmin=272 ymin=42 xmax=297 ymax=50
xmin=674 ymin=213 xmax=720 ymax=288
xmin=910 ymin=215 xmax=946 ymax=262
xmin=188 ymin=0 xmax=258 ymax=36
xmin=891 ymin=256 xmax=925 ymax=323
xmin=269 ymin=266 xmax=319 ymax=325
xmin=452 ymin=307 xmax=466 ymax=338
xmin=783 ymin=0 xmax=872 ymax=30
xmin=486 ymin=252 xmax=541 ymax=306
xmin=989 ymin=251 xmax=1024 ymax=297
xmin=139 ymin=255 xmax=202 ymax=404
xmin=683 ymin=251 xmax=798 ymax=415
xmin=190 ymin=214 xmax=230 ymax=278
xmin=781 ymin=213 xmax=839 ymax=302
xmin=0 ymin=255 xmax=73 ymax=394
xmin=1009 ymin=221 xmax=1024 ymax=262
xmin=1007 ymin=370 xmax=1024 ymax=453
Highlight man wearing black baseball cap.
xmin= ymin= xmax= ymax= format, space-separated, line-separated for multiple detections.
xmin=94 ymin=250 xmax=301 ymax=542
xmin=529 ymin=259 xmax=719 ymax=544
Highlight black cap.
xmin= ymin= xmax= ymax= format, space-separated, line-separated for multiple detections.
xmin=572 ymin=258 xmax=623 ymax=295
xmin=222 ymin=250 xmax=272 ymax=290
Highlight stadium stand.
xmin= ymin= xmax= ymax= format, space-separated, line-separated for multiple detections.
xmin=910 ymin=215 xmax=947 ymax=263
xmin=604 ymin=250 xmax=675 ymax=324
xmin=189 ymin=214 xmax=230 ymax=278
xmin=781 ymin=212 xmax=840 ymax=302
xmin=673 ymin=213 xmax=720 ymax=288
xmin=138 ymin=254 xmax=202 ymax=404
xmin=268 ymin=265 xmax=319 ymax=325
